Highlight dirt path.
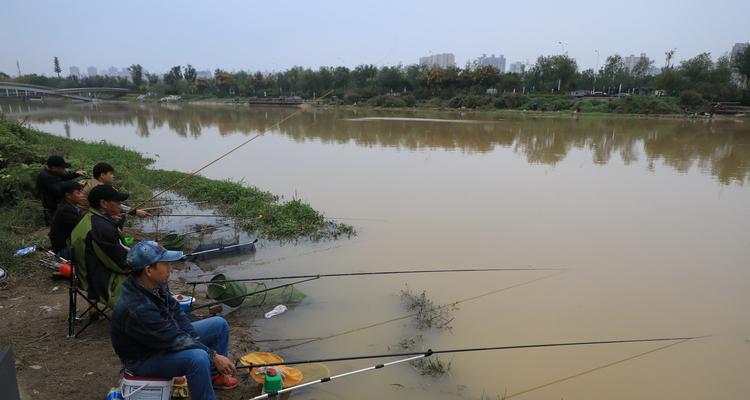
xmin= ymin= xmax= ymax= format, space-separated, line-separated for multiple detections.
xmin=0 ymin=267 xmax=262 ymax=399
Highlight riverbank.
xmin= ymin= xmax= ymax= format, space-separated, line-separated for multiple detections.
xmin=0 ymin=116 xmax=354 ymax=398
xmin=119 ymin=94 xmax=747 ymax=120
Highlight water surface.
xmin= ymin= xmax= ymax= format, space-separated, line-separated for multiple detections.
xmin=4 ymin=101 xmax=750 ymax=400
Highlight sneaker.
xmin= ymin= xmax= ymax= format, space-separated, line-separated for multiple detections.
xmin=211 ymin=374 xmax=239 ymax=390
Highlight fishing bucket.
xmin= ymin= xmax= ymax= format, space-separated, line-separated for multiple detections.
xmin=121 ymin=374 xmax=172 ymax=400
xmin=207 ymin=274 xmax=248 ymax=307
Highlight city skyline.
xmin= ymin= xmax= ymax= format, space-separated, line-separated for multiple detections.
xmin=2 ymin=0 xmax=749 ymax=76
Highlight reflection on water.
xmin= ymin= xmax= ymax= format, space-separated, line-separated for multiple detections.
xmin=4 ymin=101 xmax=749 ymax=185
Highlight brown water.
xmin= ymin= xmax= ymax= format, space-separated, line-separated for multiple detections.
xmin=4 ymin=101 xmax=750 ymax=399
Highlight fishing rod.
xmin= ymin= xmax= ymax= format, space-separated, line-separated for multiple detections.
xmin=132 ymin=89 xmax=334 ymax=209
xmin=186 ymin=267 xmax=565 ymax=285
xmin=239 ymin=336 xmax=706 ymax=370
xmin=182 ymin=239 xmax=259 ymax=258
xmin=190 ymin=276 xmax=320 ymax=311
xmin=247 ymin=354 xmax=425 ymax=400
xmin=138 ymin=201 xmax=209 ymax=212
xmin=149 ymin=213 xmax=385 ymax=222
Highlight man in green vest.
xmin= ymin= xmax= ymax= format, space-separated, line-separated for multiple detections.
xmin=71 ymin=184 xmax=132 ymax=307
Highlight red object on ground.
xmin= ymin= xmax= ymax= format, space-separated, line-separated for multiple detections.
xmin=212 ymin=374 xmax=239 ymax=390
xmin=58 ymin=263 xmax=73 ymax=278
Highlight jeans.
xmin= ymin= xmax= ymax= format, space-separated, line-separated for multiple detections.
xmin=130 ymin=316 xmax=229 ymax=400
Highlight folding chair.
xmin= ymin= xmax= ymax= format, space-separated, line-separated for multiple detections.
xmin=67 ymin=263 xmax=111 ymax=338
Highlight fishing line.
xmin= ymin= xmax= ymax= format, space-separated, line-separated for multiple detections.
xmin=265 ymin=272 xmax=565 ymax=350
xmin=186 ymin=267 xmax=566 ymax=285
xmin=132 ymin=89 xmax=334 ymax=209
xmin=240 ymin=336 xmax=706 ymax=369
xmin=503 ymin=338 xmax=692 ymax=398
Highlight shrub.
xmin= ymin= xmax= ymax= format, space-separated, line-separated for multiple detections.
xmin=679 ymin=90 xmax=705 ymax=109
xmin=367 ymin=95 xmax=407 ymax=108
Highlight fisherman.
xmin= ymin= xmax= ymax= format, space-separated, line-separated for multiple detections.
xmin=36 ymin=155 xmax=87 ymax=225
xmin=70 ymin=184 xmax=132 ymax=306
xmin=48 ymin=180 xmax=85 ymax=255
xmin=79 ymin=162 xmax=150 ymax=217
xmin=111 ymin=241 xmax=238 ymax=400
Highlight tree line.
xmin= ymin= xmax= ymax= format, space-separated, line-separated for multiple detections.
xmin=2 ymin=49 xmax=749 ymax=106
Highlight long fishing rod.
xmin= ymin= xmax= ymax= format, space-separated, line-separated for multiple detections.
xmin=186 ymin=267 xmax=565 ymax=285
xmin=182 ymin=239 xmax=259 ymax=258
xmin=239 ymin=336 xmax=706 ymax=370
xmin=247 ymin=354 xmax=426 ymax=400
xmin=191 ymin=276 xmax=320 ymax=311
xmin=150 ymin=213 xmax=381 ymax=222
xmin=132 ymin=90 xmax=334 ymax=210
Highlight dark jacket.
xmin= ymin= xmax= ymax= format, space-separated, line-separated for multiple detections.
xmin=111 ymin=275 xmax=215 ymax=369
xmin=36 ymin=168 xmax=78 ymax=212
xmin=71 ymin=210 xmax=130 ymax=306
xmin=49 ymin=200 xmax=83 ymax=253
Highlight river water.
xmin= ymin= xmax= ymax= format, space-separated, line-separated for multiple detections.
xmin=4 ymin=101 xmax=750 ymax=399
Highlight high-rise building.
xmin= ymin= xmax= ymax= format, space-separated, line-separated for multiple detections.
xmin=508 ymin=62 xmax=525 ymax=74
xmin=476 ymin=53 xmax=506 ymax=73
xmin=87 ymin=66 xmax=97 ymax=77
xmin=69 ymin=66 xmax=80 ymax=77
xmin=623 ymin=53 xmax=658 ymax=75
xmin=419 ymin=53 xmax=456 ymax=69
xmin=106 ymin=66 xmax=119 ymax=76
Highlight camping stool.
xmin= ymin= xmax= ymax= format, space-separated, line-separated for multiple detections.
xmin=67 ymin=261 xmax=111 ymax=338
xmin=121 ymin=373 xmax=174 ymax=400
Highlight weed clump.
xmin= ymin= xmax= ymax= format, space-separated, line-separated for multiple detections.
xmin=400 ymin=286 xmax=457 ymax=330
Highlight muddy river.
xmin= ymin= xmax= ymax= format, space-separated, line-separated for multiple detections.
xmin=4 ymin=101 xmax=750 ymax=399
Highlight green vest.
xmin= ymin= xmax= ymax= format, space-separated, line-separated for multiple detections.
xmin=70 ymin=210 xmax=130 ymax=306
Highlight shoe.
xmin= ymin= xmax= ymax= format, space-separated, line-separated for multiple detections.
xmin=211 ymin=374 xmax=239 ymax=390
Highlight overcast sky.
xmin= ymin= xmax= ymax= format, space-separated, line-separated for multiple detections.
xmin=3 ymin=0 xmax=749 ymax=76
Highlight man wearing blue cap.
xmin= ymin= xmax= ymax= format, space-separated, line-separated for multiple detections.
xmin=111 ymin=241 xmax=238 ymax=400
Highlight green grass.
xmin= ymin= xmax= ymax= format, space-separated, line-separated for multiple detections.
xmin=0 ymin=117 xmax=354 ymax=274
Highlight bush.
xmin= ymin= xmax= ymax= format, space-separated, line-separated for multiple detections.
xmin=367 ymin=95 xmax=407 ymax=108
xmin=401 ymin=94 xmax=416 ymax=107
xmin=679 ymin=90 xmax=705 ymax=109
xmin=447 ymin=96 xmax=465 ymax=108
xmin=424 ymin=97 xmax=445 ymax=108
xmin=495 ymin=94 xmax=527 ymax=109
xmin=463 ymin=95 xmax=494 ymax=109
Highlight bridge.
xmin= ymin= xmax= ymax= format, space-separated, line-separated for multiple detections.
xmin=0 ymin=82 xmax=131 ymax=102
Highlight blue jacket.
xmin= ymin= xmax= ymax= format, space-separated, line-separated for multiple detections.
xmin=110 ymin=275 xmax=216 ymax=369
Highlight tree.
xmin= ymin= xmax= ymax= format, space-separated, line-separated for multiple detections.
xmin=733 ymin=47 xmax=750 ymax=87
xmin=164 ymin=65 xmax=183 ymax=86
xmin=53 ymin=56 xmax=61 ymax=78
xmin=183 ymin=64 xmax=197 ymax=83
xmin=146 ymin=73 xmax=159 ymax=86
xmin=128 ymin=64 xmax=143 ymax=88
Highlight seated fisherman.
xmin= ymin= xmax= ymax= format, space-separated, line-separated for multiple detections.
xmin=70 ymin=184 xmax=132 ymax=306
xmin=48 ymin=180 xmax=85 ymax=255
xmin=111 ymin=241 xmax=238 ymax=400
xmin=79 ymin=162 xmax=150 ymax=217
xmin=36 ymin=155 xmax=87 ymax=225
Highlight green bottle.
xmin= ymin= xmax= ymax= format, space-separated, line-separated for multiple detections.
xmin=262 ymin=367 xmax=283 ymax=394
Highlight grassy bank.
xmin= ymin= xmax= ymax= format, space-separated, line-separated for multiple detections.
xmin=0 ymin=117 xmax=354 ymax=273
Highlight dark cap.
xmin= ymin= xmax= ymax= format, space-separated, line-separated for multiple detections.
xmin=88 ymin=184 xmax=129 ymax=208
xmin=47 ymin=155 xmax=71 ymax=168
xmin=60 ymin=180 xmax=83 ymax=194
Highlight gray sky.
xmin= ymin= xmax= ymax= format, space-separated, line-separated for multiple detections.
xmin=3 ymin=0 xmax=749 ymax=76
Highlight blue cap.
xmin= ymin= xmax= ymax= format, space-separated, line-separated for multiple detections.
xmin=127 ymin=240 xmax=184 ymax=271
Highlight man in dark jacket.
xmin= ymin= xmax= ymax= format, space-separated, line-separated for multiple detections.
xmin=112 ymin=241 xmax=238 ymax=400
xmin=70 ymin=184 xmax=131 ymax=306
xmin=48 ymin=180 xmax=85 ymax=254
xmin=36 ymin=155 xmax=86 ymax=225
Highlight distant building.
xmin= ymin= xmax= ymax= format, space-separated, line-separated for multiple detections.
xmin=196 ymin=70 xmax=212 ymax=78
xmin=623 ymin=53 xmax=651 ymax=72
xmin=87 ymin=66 xmax=97 ymax=77
xmin=476 ymin=53 xmax=506 ymax=73
xmin=69 ymin=66 xmax=80 ymax=77
xmin=419 ymin=53 xmax=456 ymax=69
xmin=508 ymin=62 xmax=525 ymax=74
